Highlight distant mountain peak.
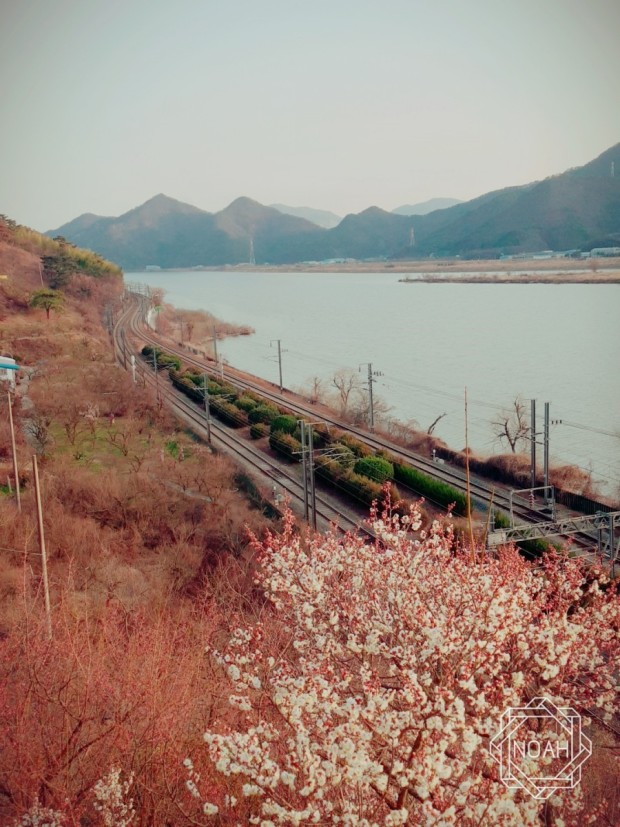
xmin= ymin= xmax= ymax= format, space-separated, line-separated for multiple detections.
xmin=131 ymin=193 xmax=207 ymax=215
xmin=392 ymin=198 xmax=462 ymax=216
xmin=45 ymin=141 xmax=620 ymax=266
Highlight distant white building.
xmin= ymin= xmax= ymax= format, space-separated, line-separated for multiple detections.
xmin=590 ymin=247 xmax=620 ymax=257
xmin=0 ymin=356 xmax=17 ymax=390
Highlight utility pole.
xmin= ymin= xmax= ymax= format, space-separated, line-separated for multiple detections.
xmin=153 ymin=350 xmax=160 ymax=403
xmin=308 ymin=423 xmax=317 ymax=530
xmin=32 ymin=455 xmax=52 ymax=640
xmin=530 ymin=398 xmax=536 ymax=489
xmin=298 ymin=420 xmax=318 ymax=529
xmin=212 ymin=325 xmax=219 ymax=365
xmin=359 ymin=363 xmax=383 ymax=432
xmin=300 ymin=420 xmax=309 ymax=521
xmin=203 ymin=373 xmax=212 ymax=444
xmin=543 ymin=401 xmax=550 ymax=503
xmin=7 ymin=391 xmax=20 ymax=512
xmin=270 ymin=339 xmax=284 ymax=392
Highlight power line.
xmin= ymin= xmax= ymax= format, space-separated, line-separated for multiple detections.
xmin=556 ymin=420 xmax=620 ymax=439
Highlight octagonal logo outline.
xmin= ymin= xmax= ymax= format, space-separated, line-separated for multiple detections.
xmin=489 ymin=696 xmax=592 ymax=799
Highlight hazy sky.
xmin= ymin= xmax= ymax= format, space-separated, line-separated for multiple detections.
xmin=2 ymin=0 xmax=619 ymax=231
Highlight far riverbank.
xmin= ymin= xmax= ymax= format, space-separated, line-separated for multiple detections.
xmin=138 ymin=256 xmax=620 ymax=282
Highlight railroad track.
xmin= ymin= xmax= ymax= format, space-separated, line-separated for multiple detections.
xmin=113 ymin=302 xmax=370 ymax=537
xmin=118 ymin=295 xmax=600 ymax=550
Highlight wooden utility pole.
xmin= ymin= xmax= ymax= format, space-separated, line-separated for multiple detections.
xmin=32 ymin=455 xmax=52 ymax=639
xmin=464 ymin=388 xmax=475 ymax=557
xmin=7 ymin=391 xmax=20 ymax=512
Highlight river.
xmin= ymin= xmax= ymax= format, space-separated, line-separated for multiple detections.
xmin=128 ymin=270 xmax=620 ymax=499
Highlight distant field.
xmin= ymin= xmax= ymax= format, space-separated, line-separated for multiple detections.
xmin=198 ymin=256 xmax=620 ymax=278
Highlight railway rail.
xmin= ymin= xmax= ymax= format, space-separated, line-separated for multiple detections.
xmin=117 ymin=294 xmax=602 ymax=552
xmin=113 ymin=301 xmax=371 ymax=537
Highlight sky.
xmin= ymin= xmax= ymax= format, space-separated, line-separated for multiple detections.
xmin=1 ymin=0 xmax=619 ymax=232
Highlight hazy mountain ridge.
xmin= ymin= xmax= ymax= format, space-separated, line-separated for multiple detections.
xmin=392 ymin=198 xmax=462 ymax=216
xmin=270 ymin=204 xmax=343 ymax=229
xmin=48 ymin=143 xmax=620 ymax=267
xmin=406 ymin=144 xmax=620 ymax=257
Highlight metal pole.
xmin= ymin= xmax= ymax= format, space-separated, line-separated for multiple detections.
xmin=300 ymin=420 xmax=309 ymax=521
xmin=7 ymin=391 xmax=20 ymax=512
xmin=530 ymin=398 xmax=536 ymax=489
xmin=212 ymin=325 xmax=219 ymax=365
xmin=277 ymin=340 xmax=283 ymax=393
xmin=309 ymin=424 xmax=317 ymax=530
xmin=544 ymin=402 xmax=550 ymax=502
xmin=153 ymin=350 xmax=160 ymax=402
xmin=203 ymin=374 xmax=212 ymax=444
xmin=367 ymin=363 xmax=375 ymax=432
xmin=33 ymin=455 xmax=52 ymax=640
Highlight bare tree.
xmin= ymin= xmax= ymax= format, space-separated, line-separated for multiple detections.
xmin=491 ymin=397 xmax=530 ymax=453
xmin=427 ymin=412 xmax=447 ymax=435
xmin=349 ymin=389 xmax=392 ymax=428
xmin=24 ymin=412 xmax=54 ymax=455
xmin=331 ymin=369 xmax=362 ymax=416
xmin=306 ymin=376 xmax=324 ymax=404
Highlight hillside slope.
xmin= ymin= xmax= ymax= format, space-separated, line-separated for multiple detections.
xmin=407 ymin=143 xmax=620 ymax=257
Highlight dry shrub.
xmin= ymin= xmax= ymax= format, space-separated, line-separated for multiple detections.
xmin=0 ymin=593 xmax=229 ymax=825
xmin=550 ymin=463 xmax=598 ymax=497
xmin=0 ymin=240 xmax=43 ymax=292
xmin=482 ymin=452 xmax=531 ymax=483
xmin=159 ymin=303 xmax=254 ymax=351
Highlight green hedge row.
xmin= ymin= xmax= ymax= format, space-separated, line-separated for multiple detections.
xmin=209 ymin=397 xmax=248 ymax=428
xmin=141 ymin=345 xmax=181 ymax=372
xmin=269 ymin=431 xmax=302 ymax=461
xmin=270 ymin=414 xmax=297 ymax=435
xmin=393 ymin=462 xmax=469 ymax=516
xmin=169 ymin=370 xmax=204 ymax=404
xmin=249 ymin=404 xmax=280 ymax=425
xmin=250 ymin=422 xmax=270 ymax=440
xmin=354 ymin=456 xmax=394 ymax=483
xmin=164 ymin=351 xmax=470 ymax=520
xmin=314 ymin=455 xmax=386 ymax=508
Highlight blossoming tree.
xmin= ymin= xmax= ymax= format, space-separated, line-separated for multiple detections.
xmin=189 ymin=504 xmax=620 ymax=826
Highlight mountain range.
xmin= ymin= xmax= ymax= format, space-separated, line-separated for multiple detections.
xmin=48 ymin=143 xmax=620 ymax=268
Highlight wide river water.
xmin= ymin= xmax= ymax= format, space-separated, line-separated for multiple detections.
xmin=128 ymin=270 xmax=620 ymax=498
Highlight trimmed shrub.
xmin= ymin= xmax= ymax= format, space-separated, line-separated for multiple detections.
xmin=393 ymin=462 xmax=469 ymax=516
xmin=354 ymin=456 xmax=394 ymax=483
xmin=340 ymin=471 xmax=384 ymax=507
xmin=336 ymin=432 xmax=373 ymax=458
xmin=492 ymin=510 xmax=511 ymax=529
xmin=140 ymin=345 xmax=180 ymax=371
xmin=250 ymin=422 xmax=270 ymax=440
xmin=157 ymin=353 xmax=181 ymax=371
xmin=235 ymin=395 xmax=259 ymax=413
xmin=249 ymin=404 xmax=280 ymax=425
xmin=269 ymin=431 xmax=302 ymax=461
xmin=209 ymin=397 xmax=247 ymax=428
xmin=314 ymin=455 xmax=348 ymax=484
xmin=169 ymin=369 xmax=204 ymax=404
xmin=270 ymin=415 xmax=297 ymax=435
xmin=328 ymin=443 xmax=356 ymax=470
